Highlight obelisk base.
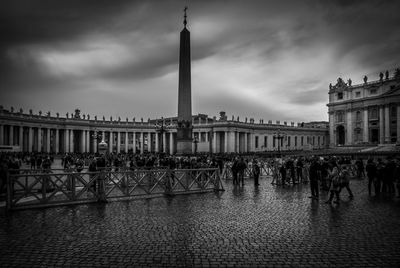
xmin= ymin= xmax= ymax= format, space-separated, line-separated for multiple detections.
xmin=176 ymin=140 xmax=193 ymax=155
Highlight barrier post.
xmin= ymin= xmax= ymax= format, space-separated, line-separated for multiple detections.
xmin=6 ymin=171 xmax=12 ymax=211
xmin=97 ymin=171 xmax=107 ymax=203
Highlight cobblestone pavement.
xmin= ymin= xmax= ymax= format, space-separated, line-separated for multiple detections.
xmin=1 ymin=175 xmax=400 ymax=268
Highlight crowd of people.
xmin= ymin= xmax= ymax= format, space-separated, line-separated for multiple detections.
xmin=1 ymin=151 xmax=400 ymax=201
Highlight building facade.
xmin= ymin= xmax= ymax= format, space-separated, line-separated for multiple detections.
xmin=327 ymin=69 xmax=400 ymax=147
xmin=0 ymin=108 xmax=328 ymax=154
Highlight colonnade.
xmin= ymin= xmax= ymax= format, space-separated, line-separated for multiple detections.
xmin=0 ymin=126 xmax=178 ymax=154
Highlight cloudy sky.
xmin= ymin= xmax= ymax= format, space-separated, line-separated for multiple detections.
xmin=1 ymin=0 xmax=400 ymax=123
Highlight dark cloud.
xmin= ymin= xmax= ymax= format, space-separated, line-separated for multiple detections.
xmin=1 ymin=0 xmax=400 ymax=122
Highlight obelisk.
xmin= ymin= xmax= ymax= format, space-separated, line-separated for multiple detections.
xmin=176 ymin=7 xmax=193 ymax=154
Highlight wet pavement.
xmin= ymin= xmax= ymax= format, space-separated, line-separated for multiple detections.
xmin=1 ymin=175 xmax=400 ymax=267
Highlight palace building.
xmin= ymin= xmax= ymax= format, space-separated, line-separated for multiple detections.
xmin=327 ymin=69 xmax=400 ymax=147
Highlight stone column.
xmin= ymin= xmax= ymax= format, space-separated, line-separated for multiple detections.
xmin=9 ymin=125 xmax=14 ymax=146
xmin=397 ymin=105 xmax=400 ymax=144
xmin=169 ymin=132 xmax=174 ymax=155
xmin=162 ymin=132 xmax=167 ymax=153
xmin=81 ymin=130 xmax=86 ymax=153
xmin=223 ymin=131 xmax=228 ymax=153
xmin=125 ymin=132 xmax=128 ymax=153
xmin=133 ymin=132 xmax=137 ymax=154
xmin=379 ymin=106 xmax=384 ymax=144
xmin=28 ymin=127 xmax=33 ymax=152
xmin=37 ymin=128 xmax=42 ymax=152
xmin=46 ymin=128 xmax=51 ymax=153
xmin=235 ymin=132 xmax=240 ymax=153
xmin=155 ymin=133 xmax=159 ymax=152
xmin=329 ymin=113 xmax=335 ymax=147
xmin=212 ymin=131 xmax=217 ymax=153
xmin=86 ymin=130 xmax=90 ymax=153
xmin=384 ymin=105 xmax=390 ymax=143
xmin=148 ymin=132 xmax=152 ymax=153
xmin=55 ymin=129 xmax=59 ymax=153
xmin=117 ymin=132 xmax=121 ymax=153
xmin=346 ymin=111 xmax=353 ymax=145
xmin=65 ymin=129 xmax=69 ymax=153
xmin=140 ymin=132 xmax=144 ymax=154
xmin=363 ymin=109 xmax=369 ymax=143
xmin=19 ymin=126 xmax=23 ymax=149
xmin=69 ymin=129 xmax=74 ymax=153
xmin=92 ymin=132 xmax=97 ymax=153
xmin=0 ymin=124 xmax=3 ymax=145
xmin=109 ymin=132 xmax=113 ymax=153
xmin=244 ymin=133 xmax=248 ymax=152
xmin=249 ymin=133 xmax=255 ymax=152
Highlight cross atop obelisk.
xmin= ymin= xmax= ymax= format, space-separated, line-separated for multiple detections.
xmin=176 ymin=6 xmax=193 ymax=154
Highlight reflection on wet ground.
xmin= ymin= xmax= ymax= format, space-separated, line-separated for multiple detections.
xmin=1 ymin=176 xmax=400 ymax=267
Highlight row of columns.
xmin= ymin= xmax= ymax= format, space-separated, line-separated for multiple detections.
xmin=211 ymin=131 xmax=324 ymax=153
xmin=330 ymin=104 xmax=400 ymax=146
xmin=0 ymin=126 xmax=179 ymax=154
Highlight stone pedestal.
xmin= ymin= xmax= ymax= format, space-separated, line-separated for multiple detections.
xmin=177 ymin=140 xmax=192 ymax=155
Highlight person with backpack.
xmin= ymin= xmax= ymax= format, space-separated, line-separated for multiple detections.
xmin=338 ymin=165 xmax=354 ymax=199
xmin=325 ymin=160 xmax=340 ymax=204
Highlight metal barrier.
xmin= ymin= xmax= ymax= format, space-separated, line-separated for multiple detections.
xmin=6 ymin=168 xmax=224 ymax=210
xmin=221 ymin=162 xmax=274 ymax=180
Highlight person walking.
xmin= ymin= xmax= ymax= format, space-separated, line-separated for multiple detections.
xmin=366 ymin=158 xmax=377 ymax=195
xmin=237 ymin=157 xmax=247 ymax=186
xmin=231 ymin=157 xmax=239 ymax=186
xmin=325 ymin=160 xmax=340 ymax=204
xmin=252 ymin=159 xmax=260 ymax=186
xmin=338 ymin=165 xmax=354 ymax=199
xmin=308 ymin=157 xmax=320 ymax=200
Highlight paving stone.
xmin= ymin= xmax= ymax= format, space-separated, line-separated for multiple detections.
xmin=1 ymin=176 xmax=400 ymax=267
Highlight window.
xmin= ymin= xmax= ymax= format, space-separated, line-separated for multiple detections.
xmin=295 ymin=136 xmax=297 ymax=147
xmin=301 ymin=136 xmax=304 ymax=146
xmin=370 ymin=89 xmax=377 ymax=94
xmin=312 ymin=136 xmax=315 ymax=145
xmin=369 ymin=108 xmax=378 ymax=120
xmin=273 ymin=137 xmax=276 ymax=147
xmin=391 ymin=106 xmax=396 ymax=117
xmin=337 ymin=92 xmax=343 ymax=100
xmin=356 ymin=111 xmax=361 ymax=122
xmin=318 ymin=136 xmax=320 ymax=145
xmin=336 ymin=111 xmax=344 ymax=123
xmin=264 ymin=136 xmax=267 ymax=147
xmin=355 ymin=91 xmax=361 ymax=97
xmin=201 ymin=132 xmax=206 ymax=142
xmin=288 ymin=136 xmax=291 ymax=147
xmin=255 ymin=136 xmax=259 ymax=148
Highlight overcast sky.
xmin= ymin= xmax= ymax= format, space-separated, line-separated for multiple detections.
xmin=1 ymin=0 xmax=400 ymax=123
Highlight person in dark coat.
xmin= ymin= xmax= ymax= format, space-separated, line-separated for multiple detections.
xmin=231 ymin=157 xmax=239 ymax=186
xmin=252 ymin=159 xmax=260 ymax=186
xmin=366 ymin=158 xmax=377 ymax=195
xmin=308 ymin=157 xmax=320 ymax=200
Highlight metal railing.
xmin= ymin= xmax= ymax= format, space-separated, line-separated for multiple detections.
xmin=6 ymin=168 xmax=224 ymax=210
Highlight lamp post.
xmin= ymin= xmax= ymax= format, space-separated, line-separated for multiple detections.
xmin=273 ymin=129 xmax=286 ymax=157
xmin=91 ymin=130 xmax=103 ymax=153
xmin=155 ymin=117 xmax=170 ymax=154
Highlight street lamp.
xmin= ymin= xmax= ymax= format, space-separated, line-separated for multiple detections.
xmin=273 ymin=128 xmax=286 ymax=157
xmin=155 ymin=117 xmax=170 ymax=154
xmin=91 ymin=130 xmax=103 ymax=153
